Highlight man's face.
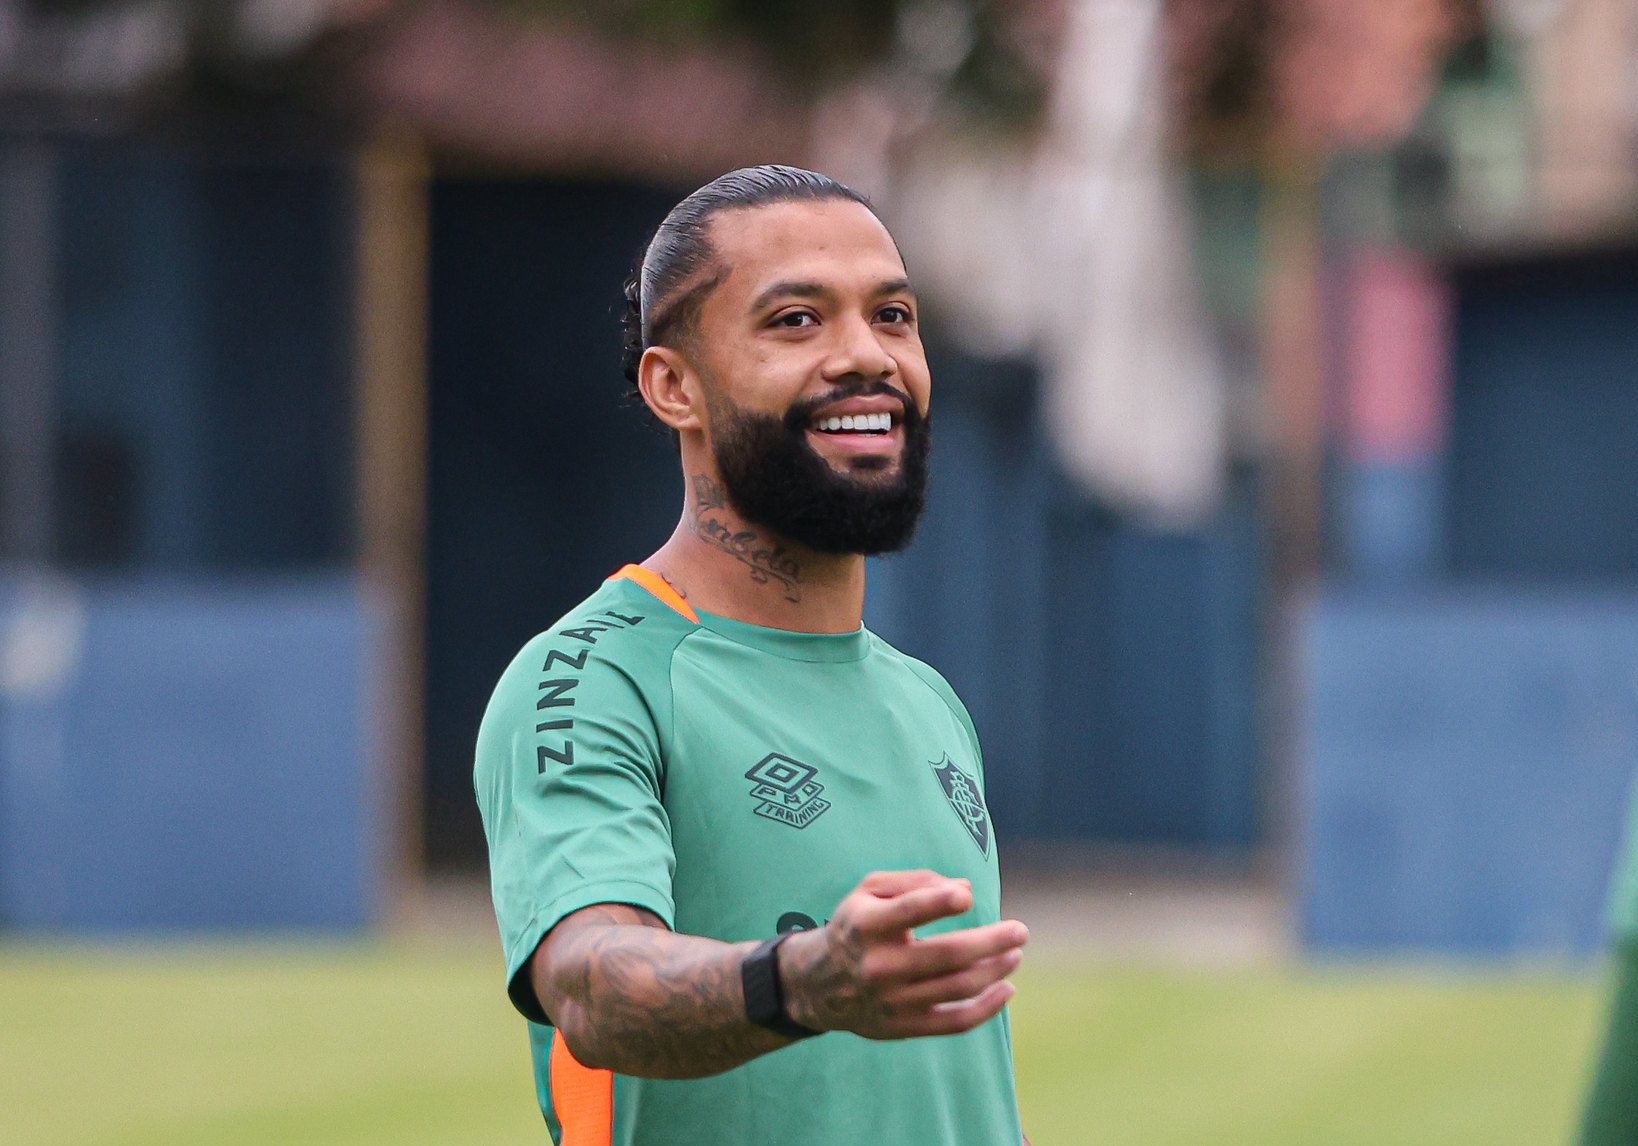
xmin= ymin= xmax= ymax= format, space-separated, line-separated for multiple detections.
xmin=686 ymin=199 xmax=932 ymax=554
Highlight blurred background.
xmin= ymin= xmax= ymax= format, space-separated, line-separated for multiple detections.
xmin=1 ymin=0 xmax=1636 ymax=1141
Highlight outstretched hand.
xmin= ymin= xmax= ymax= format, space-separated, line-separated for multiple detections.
xmin=778 ymin=869 xmax=1028 ymax=1040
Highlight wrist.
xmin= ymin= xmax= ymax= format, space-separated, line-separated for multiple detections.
xmin=773 ymin=927 xmax=826 ymax=1031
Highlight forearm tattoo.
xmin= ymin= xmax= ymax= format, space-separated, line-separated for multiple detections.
xmin=687 ymin=474 xmax=803 ymax=602
xmin=541 ymin=907 xmax=785 ymax=1079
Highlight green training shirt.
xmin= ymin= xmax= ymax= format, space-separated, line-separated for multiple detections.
xmin=475 ymin=566 xmax=1021 ymax=1145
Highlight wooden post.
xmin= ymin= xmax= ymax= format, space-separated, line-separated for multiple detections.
xmin=1259 ymin=154 xmax=1327 ymax=586
xmin=354 ymin=132 xmax=430 ymax=929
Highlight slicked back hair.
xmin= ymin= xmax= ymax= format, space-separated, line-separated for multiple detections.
xmin=620 ymin=165 xmax=875 ymax=399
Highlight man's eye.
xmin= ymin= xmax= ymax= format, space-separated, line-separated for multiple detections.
xmin=877 ymin=305 xmax=913 ymax=324
xmin=772 ymin=311 xmax=817 ymax=328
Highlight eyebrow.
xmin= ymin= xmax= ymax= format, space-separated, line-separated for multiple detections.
xmin=749 ymin=276 xmax=917 ymax=314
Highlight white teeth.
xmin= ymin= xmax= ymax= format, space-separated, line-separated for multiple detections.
xmin=814 ymin=412 xmax=893 ymax=433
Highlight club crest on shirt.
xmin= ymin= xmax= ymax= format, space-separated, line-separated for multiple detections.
xmin=745 ymin=753 xmax=832 ymax=830
xmin=930 ymin=754 xmax=990 ymax=857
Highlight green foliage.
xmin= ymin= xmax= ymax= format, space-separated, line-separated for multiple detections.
xmin=500 ymin=0 xmax=1046 ymax=124
xmin=20 ymin=0 xmax=1045 ymax=127
xmin=0 ymin=942 xmax=1605 ymax=1146
xmin=505 ymin=0 xmax=895 ymax=70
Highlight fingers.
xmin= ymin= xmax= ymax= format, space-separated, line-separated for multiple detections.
xmin=892 ymin=980 xmax=1016 ymax=1039
xmin=856 ymin=869 xmax=951 ymax=897
xmin=866 ymin=919 xmax=1029 ymax=981
xmin=814 ymin=870 xmax=1028 ymax=1043
xmin=886 ymin=947 xmax=1024 ymax=1012
xmin=846 ymin=880 xmax=975 ymax=937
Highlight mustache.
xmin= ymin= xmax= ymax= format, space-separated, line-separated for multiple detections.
xmin=781 ymin=380 xmax=917 ymax=434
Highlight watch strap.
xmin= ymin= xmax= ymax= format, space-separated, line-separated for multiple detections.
xmin=741 ymin=933 xmax=822 ymax=1040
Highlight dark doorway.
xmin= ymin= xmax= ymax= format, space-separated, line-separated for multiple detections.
xmin=1448 ymin=247 xmax=1638 ymax=583
xmin=424 ymin=179 xmax=684 ymax=872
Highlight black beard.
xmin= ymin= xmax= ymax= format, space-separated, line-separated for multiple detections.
xmin=709 ymin=382 xmax=930 ymax=556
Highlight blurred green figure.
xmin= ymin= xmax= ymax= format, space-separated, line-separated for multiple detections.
xmin=1582 ymin=790 xmax=1638 ymax=1143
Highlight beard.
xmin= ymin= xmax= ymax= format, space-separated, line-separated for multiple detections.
xmin=708 ymin=381 xmax=930 ymax=556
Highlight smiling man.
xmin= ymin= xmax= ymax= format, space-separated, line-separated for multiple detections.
xmin=475 ymin=165 xmax=1029 ymax=1145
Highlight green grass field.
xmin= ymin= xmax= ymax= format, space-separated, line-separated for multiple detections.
xmin=0 ymin=941 xmax=1606 ymax=1145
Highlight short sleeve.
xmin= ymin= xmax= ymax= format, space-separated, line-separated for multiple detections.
xmin=474 ymin=630 xmax=679 ymax=1023
xmin=899 ymin=653 xmax=987 ymax=781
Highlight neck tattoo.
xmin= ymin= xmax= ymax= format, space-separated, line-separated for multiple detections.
xmin=687 ymin=474 xmax=804 ymax=603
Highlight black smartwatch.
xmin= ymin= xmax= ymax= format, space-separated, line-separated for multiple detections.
xmin=741 ymin=933 xmax=822 ymax=1040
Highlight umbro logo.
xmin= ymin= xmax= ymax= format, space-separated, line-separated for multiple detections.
xmin=745 ymin=753 xmax=832 ymax=830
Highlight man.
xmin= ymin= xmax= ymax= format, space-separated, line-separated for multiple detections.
xmin=475 ymin=164 xmax=1030 ymax=1145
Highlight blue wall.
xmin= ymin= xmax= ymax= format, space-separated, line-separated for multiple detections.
xmin=0 ymin=135 xmax=374 ymax=932
xmin=1303 ymin=591 xmax=1638 ymax=955
xmin=0 ymin=577 xmax=380 ymax=931
xmin=1303 ymin=246 xmax=1638 ymax=955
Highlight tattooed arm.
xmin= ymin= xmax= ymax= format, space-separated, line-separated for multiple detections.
xmin=529 ymin=869 xmax=1029 ymax=1080
xmin=531 ymin=903 xmax=780 ymax=1078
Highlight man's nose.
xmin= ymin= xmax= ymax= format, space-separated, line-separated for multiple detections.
xmin=823 ymin=314 xmax=896 ymax=383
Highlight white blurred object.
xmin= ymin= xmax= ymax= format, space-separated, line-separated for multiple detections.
xmin=0 ymin=577 xmax=85 ymax=702
xmin=1486 ymin=0 xmax=1570 ymax=37
xmin=883 ymin=0 xmax=1226 ymax=524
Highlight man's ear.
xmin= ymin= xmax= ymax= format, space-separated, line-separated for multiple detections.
xmin=637 ymin=345 xmax=705 ymax=433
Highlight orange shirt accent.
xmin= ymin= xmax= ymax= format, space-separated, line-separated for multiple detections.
xmin=550 ymin=1029 xmax=613 ymax=1146
xmin=609 ymin=564 xmax=699 ymax=624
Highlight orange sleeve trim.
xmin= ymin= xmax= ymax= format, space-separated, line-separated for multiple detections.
xmin=609 ymin=564 xmax=699 ymax=624
xmin=550 ymin=1029 xmax=614 ymax=1146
